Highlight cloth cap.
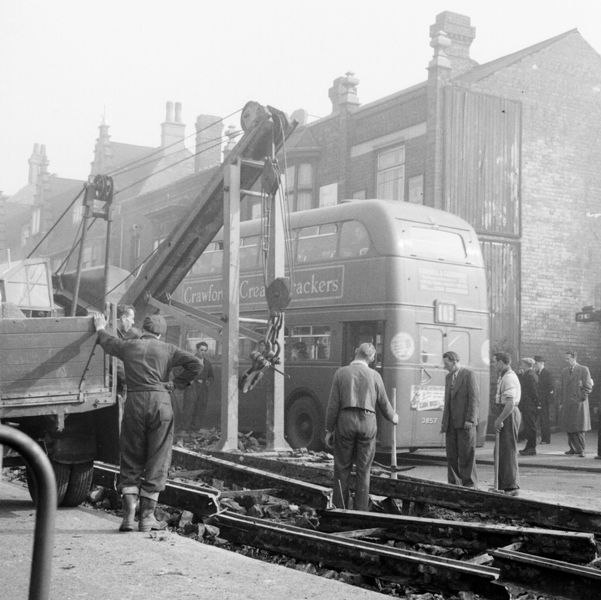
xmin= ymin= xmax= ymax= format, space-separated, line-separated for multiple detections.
xmin=520 ymin=357 xmax=535 ymax=368
xmin=142 ymin=315 xmax=167 ymax=336
xmin=534 ymin=355 xmax=544 ymax=362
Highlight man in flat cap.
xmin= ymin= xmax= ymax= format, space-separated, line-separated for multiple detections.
xmin=94 ymin=312 xmax=201 ymax=532
xmin=517 ymin=357 xmax=540 ymax=456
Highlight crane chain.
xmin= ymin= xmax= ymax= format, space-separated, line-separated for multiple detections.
xmin=238 ymin=310 xmax=284 ymax=394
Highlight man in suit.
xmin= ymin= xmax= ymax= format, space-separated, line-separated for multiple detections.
xmin=560 ymin=351 xmax=593 ymax=457
xmin=440 ymin=351 xmax=480 ymax=488
xmin=518 ymin=357 xmax=540 ymax=456
xmin=534 ymin=355 xmax=554 ymax=445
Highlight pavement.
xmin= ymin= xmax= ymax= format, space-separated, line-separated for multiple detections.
xmin=0 ymin=479 xmax=385 ymax=600
xmin=412 ymin=429 xmax=601 ymax=472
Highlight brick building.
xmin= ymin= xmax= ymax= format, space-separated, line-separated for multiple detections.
xmin=260 ymin=12 xmax=601 ymax=417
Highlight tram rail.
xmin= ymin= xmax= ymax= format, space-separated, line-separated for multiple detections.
xmin=88 ymin=448 xmax=601 ymax=599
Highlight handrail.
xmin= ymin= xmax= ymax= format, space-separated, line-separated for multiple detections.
xmin=0 ymin=424 xmax=56 ymax=600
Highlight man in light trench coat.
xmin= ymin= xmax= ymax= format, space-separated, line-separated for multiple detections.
xmin=560 ymin=351 xmax=593 ymax=456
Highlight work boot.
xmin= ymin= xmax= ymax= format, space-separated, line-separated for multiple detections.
xmin=119 ymin=494 xmax=138 ymax=532
xmin=138 ymin=497 xmax=167 ymax=532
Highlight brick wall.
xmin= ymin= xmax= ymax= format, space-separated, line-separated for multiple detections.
xmin=468 ymin=32 xmax=601 ymax=392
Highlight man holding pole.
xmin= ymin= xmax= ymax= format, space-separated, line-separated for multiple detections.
xmin=440 ymin=351 xmax=480 ymax=488
xmin=493 ymin=352 xmax=522 ymax=496
xmin=325 ymin=343 xmax=398 ymax=511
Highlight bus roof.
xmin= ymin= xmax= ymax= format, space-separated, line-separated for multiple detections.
xmin=290 ymin=199 xmax=475 ymax=232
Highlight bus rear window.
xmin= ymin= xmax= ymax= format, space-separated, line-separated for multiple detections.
xmin=396 ymin=221 xmax=467 ymax=261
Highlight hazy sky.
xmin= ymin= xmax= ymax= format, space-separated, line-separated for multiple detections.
xmin=1 ymin=0 xmax=600 ymax=196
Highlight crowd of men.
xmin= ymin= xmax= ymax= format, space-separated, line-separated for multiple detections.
xmin=96 ymin=304 xmax=598 ymax=522
xmin=439 ymin=349 xmax=595 ymax=498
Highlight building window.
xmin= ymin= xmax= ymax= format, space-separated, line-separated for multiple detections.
xmin=377 ymin=145 xmax=405 ymax=201
xmin=286 ymin=163 xmax=314 ymax=212
xmin=31 ymin=208 xmax=41 ymax=235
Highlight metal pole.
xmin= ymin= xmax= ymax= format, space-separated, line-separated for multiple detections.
xmin=265 ymin=173 xmax=290 ymax=451
xmin=102 ymin=205 xmax=113 ymax=306
xmin=71 ymin=195 xmax=89 ymax=316
xmin=0 ymin=424 xmax=57 ymax=600
xmin=218 ymin=160 xmax=241 ymax=451
xmin=391 ymin=388 xmax=398 ymax=479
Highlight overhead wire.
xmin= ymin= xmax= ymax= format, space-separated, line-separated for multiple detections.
xmin=105 ymin=107 xmax=243 ymax=179
xmin=26 ymin=185 xmax=86 ymax=259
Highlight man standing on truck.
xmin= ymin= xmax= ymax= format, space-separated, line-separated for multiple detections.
xmin=94 ymin=312 xmax=201 ymax=532
xmin=325 ymin=342 xmax=398 ymax=511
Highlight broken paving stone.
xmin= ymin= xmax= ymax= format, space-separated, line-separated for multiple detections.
xmin=295 ymin=563 xmax=317 ymax=575
xmin=203 ymin=524 xmax=220 ymax=539
xmin=247 ymin=504 xmax=263 ymax=518
xmin=219 ymin=498 xmax=246 ymax=513
xmin=338 ymin=571 xmax=366 ymax=586
xmin=178 ymin=510 xmax=195 ymax=528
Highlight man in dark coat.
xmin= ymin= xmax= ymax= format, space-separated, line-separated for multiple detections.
xmin=534 ymin=355 xmax=554 ymax=445
xmin=325 ymin=343 xmax=398 ymax=511
xmin=94 ymin=313 xmax=201 ymax=532
xmin=560 ymin=351 xmax=593 ymax=457
xmin=440 ymin=351 xmax=479 ymax=487
xmin=518 ymin=358 xmax=540 ymax=456
xmin=174 ymin=341 xmax=215 ymax=442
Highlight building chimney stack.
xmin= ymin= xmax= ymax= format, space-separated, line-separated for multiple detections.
xmin=429 ymin=12 xmax=476 ymax=76
xmin=161 ymin=100 xmax=185 ymax=149
xmin=329 ymin=72 xmax=360 ymax=115
xmin=28 ymin=143 xmax=49 ymax=185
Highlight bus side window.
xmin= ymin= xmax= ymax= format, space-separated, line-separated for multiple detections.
xmin=286 ymin=326 xmax=331 ymax=361
xmin=339 ymin=220 xmax=372 ymax=258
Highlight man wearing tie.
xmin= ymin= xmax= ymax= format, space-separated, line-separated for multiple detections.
xmin=440 ymin=351 xmax=480 ymax=488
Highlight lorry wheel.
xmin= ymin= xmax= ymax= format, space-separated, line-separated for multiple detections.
xmin=61 ymin=461 xmax=94 ymax=507
xmin=26 ymin=460 xmax=93 ymax=507
xmin=25 ymin=460 xmax=70 ymax=506
xmin=285 ymin=395 xmax=324 ymax=451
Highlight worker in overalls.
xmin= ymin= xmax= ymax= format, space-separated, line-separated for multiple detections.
xmin=94 ymin=313 xmax=201 ymax=532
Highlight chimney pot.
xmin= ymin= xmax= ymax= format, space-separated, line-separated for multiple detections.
xmin=175 ymin=102 xmax=182 ymax=123
xmin=166 ymin=101 xmax=174 ymax=122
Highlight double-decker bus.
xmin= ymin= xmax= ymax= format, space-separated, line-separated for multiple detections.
xmin=172 ymin=199 xmax=489 ymax=452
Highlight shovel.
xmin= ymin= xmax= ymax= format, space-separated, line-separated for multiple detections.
xmin=390 ymin=388 xmax=398 ymax=479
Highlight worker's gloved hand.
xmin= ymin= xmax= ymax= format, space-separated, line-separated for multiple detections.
xmin=324 ymin=431 xmax=335 ymax=451
xmin=164 ymin=381 xmax=175 ymax=392
xmin=392 ymin=413 xmax=399 ymax=425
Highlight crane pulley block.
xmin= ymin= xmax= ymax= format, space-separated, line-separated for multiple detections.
xmin=83 ymin=174 xmax=114 ymax=219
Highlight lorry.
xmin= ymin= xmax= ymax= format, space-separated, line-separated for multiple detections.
xmin=0 ymin=258 xmax=119 ymax=506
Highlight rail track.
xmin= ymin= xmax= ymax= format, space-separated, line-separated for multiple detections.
xmin=92 ymin=449 xmax=601 ymax=599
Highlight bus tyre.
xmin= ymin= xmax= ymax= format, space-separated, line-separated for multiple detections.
xmin=285 ymin=396 xmax=324 ymax=451
xmin=61 ymin=461 xmax=94 ymax=507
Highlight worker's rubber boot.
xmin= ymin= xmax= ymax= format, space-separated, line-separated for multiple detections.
xmin=138 ymin=497 xmax=167 ymax=532
xmin=119 ymin=494 xmax=138 ymax=532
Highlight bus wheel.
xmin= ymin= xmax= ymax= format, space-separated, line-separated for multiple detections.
xmin=285 ymin=396 xmax=324 ymax=451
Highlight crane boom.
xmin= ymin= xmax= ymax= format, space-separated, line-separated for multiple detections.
xmin=120 ymin=103 xmax=294 ymax=317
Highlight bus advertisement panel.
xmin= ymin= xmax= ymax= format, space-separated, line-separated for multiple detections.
xmin=172 ymin=199 xmax=489 ymax=452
